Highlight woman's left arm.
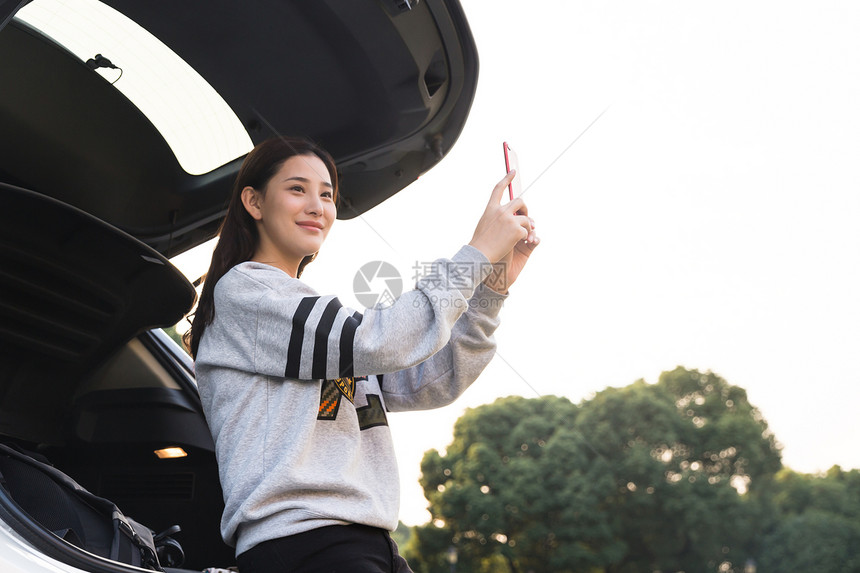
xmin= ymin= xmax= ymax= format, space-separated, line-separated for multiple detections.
xmin=379 ymin=283 xmax=507 ymax=411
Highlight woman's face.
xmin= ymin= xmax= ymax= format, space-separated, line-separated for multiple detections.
xmin=243 ymin=153 xmax=336 ymax=275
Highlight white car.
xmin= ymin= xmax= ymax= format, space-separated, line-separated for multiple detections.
xmin=0 ymin=1 xmax=478 ymax=571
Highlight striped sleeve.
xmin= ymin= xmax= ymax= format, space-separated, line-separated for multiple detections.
xmin=259 ymin=293 xmax=364 ymax=381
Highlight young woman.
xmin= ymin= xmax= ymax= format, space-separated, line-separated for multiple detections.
xmin=188 ymin=136 xmax=538 ymax=573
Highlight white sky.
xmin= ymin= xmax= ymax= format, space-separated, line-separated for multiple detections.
xmin=177 ymin=1 xmax=860 ymax=526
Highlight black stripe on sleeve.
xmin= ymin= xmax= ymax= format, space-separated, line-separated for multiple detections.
xmin=311 ymin=298 xmax=343 ymax=380
xmin=285 ymin=296 xmax=319 ymax=379
xmin=338 ymin=310 xmax=363 ymax=378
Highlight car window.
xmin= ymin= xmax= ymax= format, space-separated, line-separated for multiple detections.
xmin=15 ymin=0 xmax=253 ymax=175
xmin=164 ymin=237 xmax=218 ymax=353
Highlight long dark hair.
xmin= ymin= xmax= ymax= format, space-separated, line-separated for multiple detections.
xmin=185 ymin=136 xmax=339 ymax=358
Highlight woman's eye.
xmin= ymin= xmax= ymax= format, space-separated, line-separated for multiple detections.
xmin=290 ymin=185 xmax=304 ymax=193
xmin=321 ymin=191 xmax=333 ymax=199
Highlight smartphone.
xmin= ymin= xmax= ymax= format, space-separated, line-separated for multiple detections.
xmin=503 ymin=142 xmax=521 ymax=200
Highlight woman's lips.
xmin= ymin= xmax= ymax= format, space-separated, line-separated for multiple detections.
xmin=296 ymin=221 xmax=323 ymax=231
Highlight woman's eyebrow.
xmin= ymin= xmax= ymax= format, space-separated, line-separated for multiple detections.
xmin=281 ymin=176 xmax=333 ymax=188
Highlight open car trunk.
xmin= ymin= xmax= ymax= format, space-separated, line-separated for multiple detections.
xmin=0 ymin=1 xmax=478 ymax=571
xmin=0 ymin=0 xmax=478 ymax=256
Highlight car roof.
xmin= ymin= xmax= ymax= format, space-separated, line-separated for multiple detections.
xmin=0 ymin=0 xmax=478 ymax=257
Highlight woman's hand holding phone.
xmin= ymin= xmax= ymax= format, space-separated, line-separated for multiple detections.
xmin=476 ymin=143 xmax=538 ymax=293
xmin=468 ymin=170 xmax=531 ymax=264
xmin=466 ymin=144 xmax=539 ymax=293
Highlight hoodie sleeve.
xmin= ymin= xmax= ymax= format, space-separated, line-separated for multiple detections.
xmin=379 ymin=283 xmax=506 ymax=412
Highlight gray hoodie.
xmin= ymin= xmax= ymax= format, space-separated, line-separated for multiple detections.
xmin=195 ymin=245 xmax=505 ymax=555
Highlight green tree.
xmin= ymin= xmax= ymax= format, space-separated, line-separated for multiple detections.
xmin=757 ymin=467 xmax=860 ymax=572
xmin=402 ymin=522 xmax=456 ymax=573
xmin=577 ymin=368 xmax=781 ymax=572
xmin=391 ymin=521 xmax=412 ymax=555
xmin=416 ymin=395 xmax=610 ymax=572
xmin=412 ymin=367 xmax=782 ymax=572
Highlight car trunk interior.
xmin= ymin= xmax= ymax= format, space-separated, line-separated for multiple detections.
xmin=0 ymin=183 xmax=234 ymax=570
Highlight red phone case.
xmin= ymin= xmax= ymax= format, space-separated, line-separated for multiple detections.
xmin=503 ymin=142 xmax=518 ymax=200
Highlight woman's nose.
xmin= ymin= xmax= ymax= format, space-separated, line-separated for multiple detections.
xmin=306 ymin=194 xmax=323 ymax=215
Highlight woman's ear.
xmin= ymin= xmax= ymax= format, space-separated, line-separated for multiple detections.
xmin=241 ymin=186 xmax=263 ymax=221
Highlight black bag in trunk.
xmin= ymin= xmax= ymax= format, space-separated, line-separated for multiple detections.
xmin=0 ymin=443 xmax=163 ymax=571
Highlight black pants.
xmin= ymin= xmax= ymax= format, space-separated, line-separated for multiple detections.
xmin=236 ymin=524 xmax=413 ymax=573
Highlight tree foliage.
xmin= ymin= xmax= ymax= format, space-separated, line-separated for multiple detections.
xmin=407 ymin=367 xmax=784 ymax=572
xmin=757 ymin=466 xmax=860 ymax=572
